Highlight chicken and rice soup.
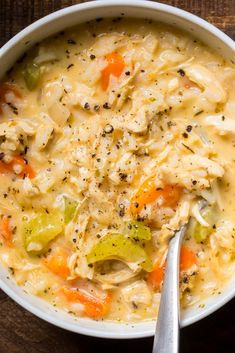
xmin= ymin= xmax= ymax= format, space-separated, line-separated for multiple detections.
xmin=0 ymin=18 xmax=235 ymax=322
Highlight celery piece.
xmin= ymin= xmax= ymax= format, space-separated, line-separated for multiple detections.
xmin=64 ymin=197 xmax=78 ymax=224
xmin=86 ymin=233 xmax=153 ymax=272
xmin=22 ymin=62 xmax=40 ymax=90
xmin=125 ymin=221 xmax=151 ymax=241
xmin=23 ymin=212 xmax=63 ymax=255
xmin=188 ymin=206 xmax=215 ymax=243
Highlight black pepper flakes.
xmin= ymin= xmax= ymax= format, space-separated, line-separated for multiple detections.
xmin=177 ymin=69 xmax=185 ymax=76
xmin=24 ymin=146 xmax=28 ymax=155
xmin=94 ymin=104 xmax=100 ymax=112
xmin=125 ymin=71 xmax=130 ymax=76
xmin=84 ymin=102 xmax=90 ymax=110
xmin=9 ymin=267 xmax=15 ymax=275
xmin=132 ymin=302 xmax=138 ymax=309
xmin=119 ymin=172 xmax=128 ymax=181
xmin=90 ymin=54 xmax=96 ymax=60
xmin=182 ymin=132 xmax=188 ymax=138
xmin=167 ymin=121 xmax=175 ymax=128
xmin=182 ymin=143 xmax=194 ymax=153
xmin=103 ymin=102 xmax=111 ymax=109
xmin=7 ymin=102 xmax=18 ymax=115
xmin=186 ymin=125 xmax=193 ymax=132
xmin=118 ymin=204 xmax=125 ymax=217
xmin=67 ymin=63 xmax=74 ymax=70
xmin=104 ymin=124 xmax=114 ymax=134
xmin=194 ymin=110 xmax=204 ymax=117
xmin=0 ymin=152 xmax=5 ymax=160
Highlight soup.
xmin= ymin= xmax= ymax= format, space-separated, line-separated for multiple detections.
xmin=0 ymin=18 xmax=235 ymax=322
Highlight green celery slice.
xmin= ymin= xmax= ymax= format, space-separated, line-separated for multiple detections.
xmin=188 ymin=206 xmax=216 ymax=243
xmin=64 ymin=197 xmax=78 ymax=224
xmin=22 ymin=62 xmax=40 ymax=90
xmin=86 ymin=233 xmax=153 ymax=272
xmin=23 ymin=211 xmax=63 ymax=255
xmin=125 ymin=221 xmax=151 ymax=241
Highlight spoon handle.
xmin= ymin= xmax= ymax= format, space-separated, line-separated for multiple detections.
xmin=152 ymin=226 xmax=187 ymax=353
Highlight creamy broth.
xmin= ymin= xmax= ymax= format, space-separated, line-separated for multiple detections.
xmin=0 ymin=18 xmax=235 ymax=322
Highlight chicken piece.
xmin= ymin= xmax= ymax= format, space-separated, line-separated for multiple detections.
xmin=34 ymin=124 xmax=54 ymax=150
xmin=65 ymin=83 xmax=98 ymax=113
xmin=159 ymin=154 xmax=224 ymax=191
xmin=0 ymin=120 xmax=36 ymax=153
xmin=185 ymin=64 xmax=227 ymax=103
xmin=121 ymin=280 xmax=152 ymax=306
xmin=41 ymin=79 xmax=71 ymax=126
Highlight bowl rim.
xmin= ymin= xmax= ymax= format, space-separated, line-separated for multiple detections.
xmin=0 ymin=0 xmax=235 ymax=339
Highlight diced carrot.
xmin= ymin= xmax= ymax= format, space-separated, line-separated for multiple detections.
xmin=60 ymin=286 xmax=111 ymax=318
xmin=11 ymin=156 xmax=35 ymax=179
xmin=44 ymin=248 xmax=70 ymax=280
xmin=148 ymin=247 xmax=196 ymax=290
xmin=180 ymin=246 xmax=197 ymax=271
xmin=130 ymin=176 xmax=182 ymax=215
xmin=147 ymin=261 xmax=165 ymax=290
xmin=101 ymin=52 xmax=125 ymax=90
xmin=0 ymin=155 xmax=35 ymax=179
xmin=160 ymin=185 xmax=183 ymax=208
xmin=0 ymin=83 xmax=22 ymax=114
xmin=0 ymin=216 xmax=12 ymax=246
xmin=131 ymin=177 xmax=160 ymax=214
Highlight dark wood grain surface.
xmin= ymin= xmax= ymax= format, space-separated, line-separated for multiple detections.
xmin=0 ymin=1 xmax=235 ymax=352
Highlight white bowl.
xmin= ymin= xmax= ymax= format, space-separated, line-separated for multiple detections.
xmin=0 ymin=0 xmax=235 ymax=339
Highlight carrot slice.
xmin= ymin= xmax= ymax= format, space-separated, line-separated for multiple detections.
xmin=148 ymin=247 xmax=196 ymax=290
xmin=101 ymin=52 xmax=125 ymax=90
xmin=180 ymin=246 xmax=197 ymax=271
xmin=44 ymin=248 xmax=70 ymax=280
xmin=0 ymin=155 xmax=35 ymax=179
xmin=130 ymin=176 xmax=182 ymax=215
xmin=147 ymin=261 xmax=165 ymax=290
xmin=60 ymin=286 xmax=111 ymax=318
xmin=0 ymin=216 xmax=12 ymax=246
xmin=0 ymin=83 xmax=21 ymax=114
xmin=160 ymin=185 xmax=183 ymax=208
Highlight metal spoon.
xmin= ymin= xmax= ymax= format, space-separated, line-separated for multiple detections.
xmin=152 ymin=225 xmax=187 ymax=353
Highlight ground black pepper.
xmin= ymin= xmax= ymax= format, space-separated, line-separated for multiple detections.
xmin=103 ymin=102 xmax=111 ymax=109
xmin=177 ymin=68 xmax=185 ymax=76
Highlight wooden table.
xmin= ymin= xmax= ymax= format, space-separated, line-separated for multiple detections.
xmin=0 ymin=1 xmax=235 ymax=352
